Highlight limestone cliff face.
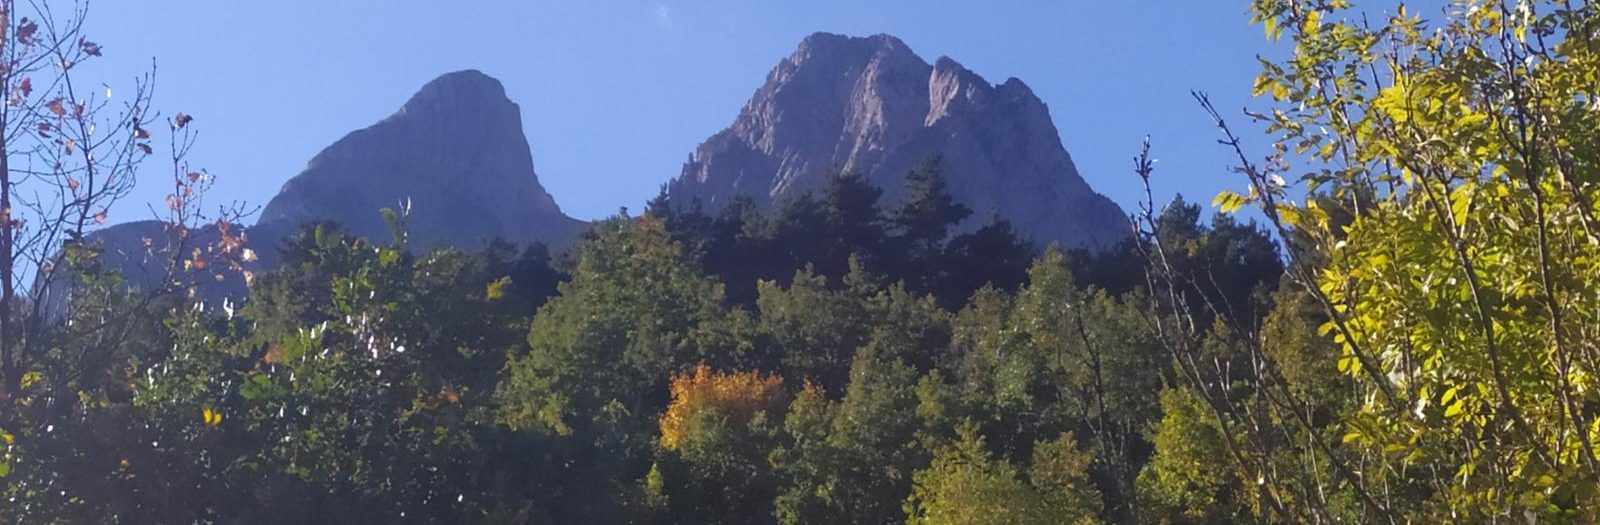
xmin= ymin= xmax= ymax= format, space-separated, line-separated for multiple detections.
xmin=670 ymin=33 xmax=1128 ymax=250
xmin=260 ymin=69 xmax=582 ymax=248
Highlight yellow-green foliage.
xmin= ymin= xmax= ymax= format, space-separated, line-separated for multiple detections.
xmin=1230 ymin=0 xmax=1600 ymax=520
xmin=904 ymin=421 xmax=1100 ymax=525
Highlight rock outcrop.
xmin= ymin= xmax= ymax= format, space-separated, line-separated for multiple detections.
xmin=669 ymin=33 xmax=1128 ymax=250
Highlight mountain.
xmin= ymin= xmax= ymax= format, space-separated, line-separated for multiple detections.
xmin=259 ymin=69 xmax=583 ymax=248
xmin=668 ymin=32 xmax=1128 ymax=250
xmin=56 ymin=70 xmax=585 ymax=305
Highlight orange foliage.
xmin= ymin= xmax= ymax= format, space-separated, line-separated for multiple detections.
xmin=261 ymin=344 xmax=288 ymax=364
xmin=659 ymin=364 xmax=787 ymax=451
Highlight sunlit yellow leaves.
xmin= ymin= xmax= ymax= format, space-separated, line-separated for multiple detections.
xmin=1448 ymin=185 xmax=1477 ymax=227
xmin=20 ymin=371 xmax=42 ymax=390
xmin=486 ymin=276 xmax=511 ymax=301
xmin=1373 ymin=83 xmax=1421 ymax=126
xmin=658 ymin=364 xmax=786 ymax=451
xmin=1336 ymin=351 xmax=1360 ymax=376
xmin=202 ymin=407 xmax=222 ymax=427
xmin=1455 ymin=111 xmax=1489 ymax=130
xmin=1276 ymin=204 xmax=1303 ymax=227
xmin=1212 ymin=190 xmax=1249 ymax=213
xmin=1303 ymin=9 xmax=1322 ymax=33
xmin=1253 ymin=73 xmax=1291 ymax=101
xmin=1240 ymin=0 xmax=1600 ymax=518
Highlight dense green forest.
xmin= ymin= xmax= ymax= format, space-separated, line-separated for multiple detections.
xmin=7 ymin=0 xmax=1600 ymax=523
xmin=4 ymin=156 xmax=1290 ymax=523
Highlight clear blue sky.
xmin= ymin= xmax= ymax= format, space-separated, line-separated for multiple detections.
xmin=79 ymin=1 xmax=1275 ymax=224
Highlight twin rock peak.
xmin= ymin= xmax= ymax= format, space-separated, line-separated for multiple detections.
xmin=93 ymin=32 xmax=1129 ymax=296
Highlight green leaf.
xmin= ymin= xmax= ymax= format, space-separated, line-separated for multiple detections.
xmin=378 ymin=248 xmax=400 ymax=268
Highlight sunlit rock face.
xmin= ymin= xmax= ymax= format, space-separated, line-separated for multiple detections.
xmin=669 ymin=32 xmax=1128 ymax=250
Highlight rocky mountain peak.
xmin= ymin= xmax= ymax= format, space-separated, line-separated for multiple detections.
xmin=392 ymin=70 xmax=523 ymax=145
xmin=407 ymin=69 xmax=508 ymax=106
xmin=69 ymin=70 xmax=586 ymax=309
xmin=670 ymin=33 xmax=1129 ymax=250
xmin=789 ymin=32 xmax=915 ymax=68
xmin=258 ymin=69 xmax=577 ymax=248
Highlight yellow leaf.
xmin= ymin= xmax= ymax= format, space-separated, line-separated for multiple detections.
xmin=1304 ymin=10 xmax=1322 ymax=32
xmin=486 ymin=276 xmax=512 ymax=301
xmin=1212 ymin=190 xmax=1248 ymax=213
xmin=1277 ymin=205 xmax=1303 ymax=227
xmin=1337 ymin=355 xmax=1359 ymax=375
xmin=1252 ymin=73 xmax=1275 ymax=98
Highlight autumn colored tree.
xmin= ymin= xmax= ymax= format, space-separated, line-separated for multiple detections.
xmin=0 ymin=2 xmax=254 ymax=520
xmin=654 ymin=365 xmax=788 ymax=522
xmin=0 ymin=0 xmax=154 ymax=403
xmin=659 ymin=364 xmax=787 ymax=452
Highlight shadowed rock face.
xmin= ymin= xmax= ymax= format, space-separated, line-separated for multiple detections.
xmin=669 ymin=32 xmax=1129 ymax=250
xmin=68 ymin=70 xmax=585 ymax=306
xmin=260 ymin=69 xmax=582 ymax=249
